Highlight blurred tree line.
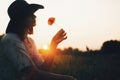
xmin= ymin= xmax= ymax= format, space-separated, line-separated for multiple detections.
xmin=39 ymin=39 xmax=120 ymax=55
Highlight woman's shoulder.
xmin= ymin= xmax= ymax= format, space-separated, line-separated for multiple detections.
xmin=2 ymin=33 xmax=22 ymax=44
xmin=27 ymin=36 xmax=35 ymax=43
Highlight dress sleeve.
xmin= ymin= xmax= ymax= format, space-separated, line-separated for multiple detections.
xmin=2 ymin=37 xmax=33 ymax=72
xmin=26 ymin=37 xmax=44 ymax=68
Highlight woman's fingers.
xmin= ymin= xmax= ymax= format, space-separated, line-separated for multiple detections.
xmin=51 ymin=29 xmax=67 ymax=50
xmin=57 ymin=36 xmax=67 ymax=43
xmin=56 ymin=29 xmax=64 ymax=37
xmin=55 ymin=29 xmax=67 ymax=43
xmin=52 ymin=29 xmax=67 ymax=43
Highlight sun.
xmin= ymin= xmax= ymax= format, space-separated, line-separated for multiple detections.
xmin=42 ymin=44 xmax=49 ymax=50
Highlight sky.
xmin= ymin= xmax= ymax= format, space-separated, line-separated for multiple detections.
xmin=0 ymin=0 xmax=120 ymax=51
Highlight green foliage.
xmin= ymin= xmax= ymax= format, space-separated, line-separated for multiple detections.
xmin=101 ymin=40 xmax=120 ymax=54
xmin=49 ymin=54 xmax=120 ymax=80
xmin=0 ymin=34 xmax=5 ymax=40
xmin=0 ymin=34 xmax=5 ymax=53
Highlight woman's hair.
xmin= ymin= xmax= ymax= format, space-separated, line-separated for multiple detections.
xmin=6 ymin=19 xmax=28 ymax=41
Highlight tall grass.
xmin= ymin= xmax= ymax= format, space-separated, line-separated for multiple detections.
xmin=49 ymin=54 xmax=120 ymax=80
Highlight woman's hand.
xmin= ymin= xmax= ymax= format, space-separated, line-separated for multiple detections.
xmin=50 ymin=29 xmax=67 ymax=50
xmin=40 ymin=29 xmax=67 ymax=69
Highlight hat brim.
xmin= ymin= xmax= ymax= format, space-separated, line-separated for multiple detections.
xmin=29 ymin=4 xmax=44 ymax=14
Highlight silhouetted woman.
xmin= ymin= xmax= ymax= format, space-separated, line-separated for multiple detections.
xmin=1 ymin=0 xmax=76 ymax=80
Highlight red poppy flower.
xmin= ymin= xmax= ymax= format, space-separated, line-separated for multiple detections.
xmin=48 ymin=17 xmax=55 ymax=25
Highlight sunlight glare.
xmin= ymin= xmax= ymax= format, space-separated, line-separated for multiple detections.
xmin=42 ymin=44 xmax=49 ymax=50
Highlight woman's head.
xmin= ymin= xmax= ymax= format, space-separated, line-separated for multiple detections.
xmin=6 ymin=0 xmax=44 ymax=40
xmin=25 ymin=14 xmax=37 ymax=34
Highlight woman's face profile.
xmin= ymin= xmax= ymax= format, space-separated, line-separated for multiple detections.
xmin=25 ymin=15 xmax=36 ymax=34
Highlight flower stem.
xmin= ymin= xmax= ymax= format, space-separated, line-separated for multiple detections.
xmin=54 ymin=23 xmax=62 ymax=29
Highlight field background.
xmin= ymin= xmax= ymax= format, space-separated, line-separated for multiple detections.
xmin=48 ymin=54 xmax=120 ymax=80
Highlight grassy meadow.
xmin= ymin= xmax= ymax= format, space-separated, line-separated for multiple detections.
xmin=48 ymin=54 xmax=120 ymax=80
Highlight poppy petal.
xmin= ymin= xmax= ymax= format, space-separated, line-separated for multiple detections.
xmin=48 ymin=17 xmax=55 ymax=25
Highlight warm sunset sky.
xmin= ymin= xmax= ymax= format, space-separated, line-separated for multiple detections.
xmin=0 ymin=0 xmax=120 ymax=51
